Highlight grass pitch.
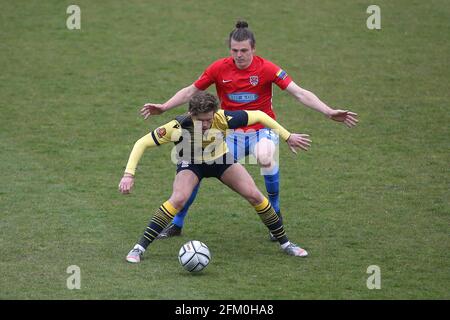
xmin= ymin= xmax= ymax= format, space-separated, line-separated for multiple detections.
xmin=0 ymin=0 xmax=449 ymax=299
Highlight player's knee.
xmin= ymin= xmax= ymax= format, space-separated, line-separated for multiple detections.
xmin=169 ymin=192 xmax=190 ymax=210
xmin=256 ymin=152 xmax=274 ymax=168
xmin=254 ymin=141 xmax=275 ymax=168
xmin=245 ymin=188 xmax=264 ymax=206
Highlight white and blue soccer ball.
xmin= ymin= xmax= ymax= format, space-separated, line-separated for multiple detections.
xmin=178 ymin=240 xmax=211 ymax=272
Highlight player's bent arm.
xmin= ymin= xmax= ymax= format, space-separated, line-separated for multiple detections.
xmin=119 ymin=121 xmax=178 ymax=194
xmin=162 ymin=84 xmax=201 ymax=112
xmin=286 ymin=81 xmax=333 ymax=117
xmin=245 ymin=110 xmax=311 ymax=154
xmin=124 ymin=134 xmax=158 ymax=176
xmin=119 ymin=134 xmax=157 ymax=194
xmin=124 ymin=119 xmax=180 ymax=176
xmin=246 ymin=110 xmax=291 ymax=141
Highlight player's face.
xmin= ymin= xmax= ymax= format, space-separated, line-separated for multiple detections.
xmin=191 ymin=111 xmax=215 ymax=133
xmin=230 ymin=39 xmax=255 ymax=69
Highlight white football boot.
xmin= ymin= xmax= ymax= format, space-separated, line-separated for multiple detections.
xmin=283 ymin=243 xmax=308 ymax=257
xmin=126 ymin=245 xmax=145 ymax=263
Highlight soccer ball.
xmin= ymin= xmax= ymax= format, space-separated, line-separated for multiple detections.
xmin=178 ymin=240 xmax=211 ymax=272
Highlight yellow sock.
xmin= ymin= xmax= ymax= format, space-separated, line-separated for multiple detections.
xmin=161 ymin=201 xmax=179 ymax=219
xmin=253 ymin=197 xmax=270 ymax=213
xmin=253 ymin=197 xmax=287 ymax=244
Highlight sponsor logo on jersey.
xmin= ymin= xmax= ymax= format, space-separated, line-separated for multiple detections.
xmin=276 ymin=69 xmax=288 ymax=80
xmin=156 ymin=127 xmax=166 ymax=138
xmin=227 ymin=92 xmax=259 ymax=103
xmin=249 ymin=76 xmax=259 ymax=86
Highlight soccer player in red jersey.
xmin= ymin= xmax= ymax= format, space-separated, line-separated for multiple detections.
xmin=140 ymin=21 xmax=358 ymax=240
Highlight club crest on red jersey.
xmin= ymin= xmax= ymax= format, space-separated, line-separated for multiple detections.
xmin=249 ymin=76 xmax=259 ymax=86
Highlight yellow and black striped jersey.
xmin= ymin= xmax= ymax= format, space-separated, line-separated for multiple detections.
xmin=124 ymin=110 xmax=291 ymax=175
xmin=149 ymin=110 xmax=260 ymax=163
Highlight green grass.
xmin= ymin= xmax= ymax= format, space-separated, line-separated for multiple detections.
xmin=0 ymin=0 xmax=448 ymax=299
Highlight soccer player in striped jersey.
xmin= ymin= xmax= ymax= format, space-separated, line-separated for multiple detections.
xmin=119 ymin=92 xmax=311 ymax=263
xmin=140 ymin=21 xmax=358 ymax=241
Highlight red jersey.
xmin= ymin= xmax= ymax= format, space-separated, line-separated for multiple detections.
xmin=194 ymin=56 xmax=293 ymax=131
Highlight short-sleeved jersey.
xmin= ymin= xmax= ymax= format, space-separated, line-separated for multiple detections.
xmin=150 ymin=109 xmax=250 ymax=163
xmin=194 ymin=56 xmax=293 ymax=131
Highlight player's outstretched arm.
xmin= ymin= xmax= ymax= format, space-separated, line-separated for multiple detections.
xmin=327 ymin=109 xmax=358 ymax=127
xmin=286 ymin=134 xmax=311 ymax=154
xmin=245 ymin=110 xmax=311 ymax=154
xmin=286 ymin=82 xmax=358 ymax=128
xmin=140 ymin=84 xmax=200 ymax=120
xmin=118 ymin=134 xmax=156 ymax=194
xmin=119 ymin=120 xmax=179 ymax=194
xmin=119 ymin=173 xmax=134 ymax=194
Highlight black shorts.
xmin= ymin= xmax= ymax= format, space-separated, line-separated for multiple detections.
xmin=176 ymin=153 xmax=236 ymax=181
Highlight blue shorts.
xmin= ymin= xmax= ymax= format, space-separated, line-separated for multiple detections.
xmin=226 ymin=128 xmax=280 ymax=161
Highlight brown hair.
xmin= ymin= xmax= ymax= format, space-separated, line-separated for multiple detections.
xmin=188 ymin=91 xmax=219 ymax=116
xmin=228 ymin=20 xmax=255 ymax=48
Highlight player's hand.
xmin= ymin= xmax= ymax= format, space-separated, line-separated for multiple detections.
xmin=119 ymin=174 xmax=135 ymax=194
xmin=287 ymin=134 xmax=311 ymax=154
xmin=328 ymin=109 xmax=358 ymax=128
xmin=140 ymin=103 xmax=166 ymax=119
